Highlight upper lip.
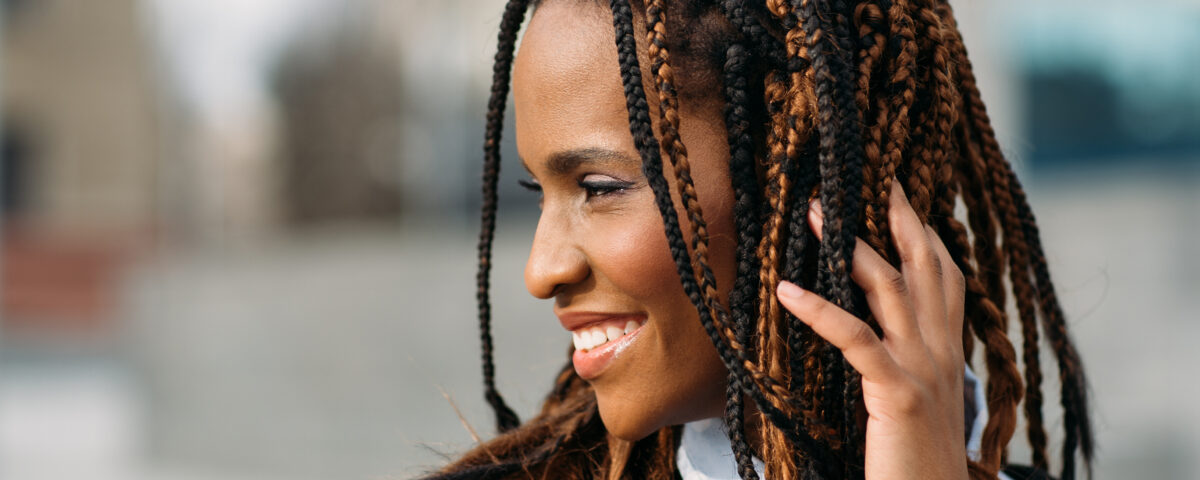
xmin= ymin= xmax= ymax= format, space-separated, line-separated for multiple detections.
xmin=555 ymin=310 xmax=645 ymax=332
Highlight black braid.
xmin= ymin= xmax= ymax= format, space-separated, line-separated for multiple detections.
xmin=721 ymin=42 xmax=763 ymax=480
xmin=784 ymin=140 xmax=820 ymax=382
xmin=609 ymin=0 xmax=837 ymax=472
xmin=783 ymin=141 xmax=826 ymax=480
xmin=799 ymin=0 xmax=851 ymax=306
xmin=477 ymin=0 xmax=530 ymax=433
xmin=828 ymin=0 xmax=870 ymax=475
xmin=719 ymin=0 xmax=788 ymax=67
xmin=792 ymin=0 xmax=831 ymax=419
xmin=793 ymin=0 xmax=871 ymax=475
xmin=824 ymin=0 xmax=867 ymax=313
xmin=796 ymin=0 xmax=851 ymax=469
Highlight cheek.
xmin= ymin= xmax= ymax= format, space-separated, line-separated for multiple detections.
xmin=584 ymin=194 xmax=730 ymax=435
xmin=590 ymin=208 xmax=680 ymax=301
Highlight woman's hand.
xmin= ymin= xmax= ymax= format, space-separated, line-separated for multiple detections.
xmin=776 ymin=182 xmax=969 ymax=480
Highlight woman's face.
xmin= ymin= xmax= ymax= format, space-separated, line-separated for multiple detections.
xmin=512 ymin=1 xmax=738 ymax=440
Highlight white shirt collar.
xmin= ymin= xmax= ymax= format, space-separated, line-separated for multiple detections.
xmin=676 ymin=416 xmax=764 ymax=480
xmin=677 ymin=365 xmax=1003 ymax=480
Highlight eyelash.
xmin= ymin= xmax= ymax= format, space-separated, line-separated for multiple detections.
xmin=517 ymin=179 xmax=542 ymax=193
xmin=517 ymin=178 xmax=631 ymax=199
xmin=579 ymin=179 xmax=630 ymax=198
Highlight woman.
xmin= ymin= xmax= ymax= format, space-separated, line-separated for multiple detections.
xmin=434 ymin=0 xmax=1093 ymax=478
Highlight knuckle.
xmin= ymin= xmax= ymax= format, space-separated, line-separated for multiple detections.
xmin=875 ymin=267 xmax=908 ymax=296
xmin=927 ymin=247 xmax=944 ymax=277
xmin=847 ymin=321 xmax=879 ymax=348
xmin=797 ymin=298 xmax=830 ymax=328
xmin=948 ymin=349 xmax=965 ymax=367
xmin=948 ymin=262 xmax=966 ymax=292
xmin=891 ymin=384 xmax=927 ymax=415
xmin=805 ymin=296 xmax=829 ymax=317
xmin=910 ymin=244 xmax=940 ymax=273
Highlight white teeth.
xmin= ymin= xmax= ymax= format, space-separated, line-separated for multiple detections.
xmin=605 ymin=325 xmax=623 ymax=343
xmin=573 ymin=320 xmax=645 ymax=351
xmin=592 ymin=328 xmax=608 ymax=347
xmin=587 ymin=330 xmax=604 ymax=349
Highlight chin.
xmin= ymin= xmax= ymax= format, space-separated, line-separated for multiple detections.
xmin=593 ymin=387 xmax=665 ymax=441
xmin=589 ymin=360 xmax=728 ymax=441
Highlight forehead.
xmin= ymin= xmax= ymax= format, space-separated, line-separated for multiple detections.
xmin=512 ymin=1 xmax=634 ymax=167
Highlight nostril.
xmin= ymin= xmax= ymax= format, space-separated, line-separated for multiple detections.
xmin=524 ymin=217 xmax=589 ymax=299
xmin=524 ymin=261 xmax=562 ymax=299
xmin=525 ymin=258 xmax=587 ymax=300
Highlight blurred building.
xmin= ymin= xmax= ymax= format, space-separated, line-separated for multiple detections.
xmin=1016 ymin=1 xmax=1200 ymax=169
xmin=270 ymin=14 xmax=404 ymax=226
xmin=1 ymin=0 xmax=160 ymax=334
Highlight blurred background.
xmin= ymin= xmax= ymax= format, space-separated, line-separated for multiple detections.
xmin=0 ymin=0 xmax=1196 ymax=478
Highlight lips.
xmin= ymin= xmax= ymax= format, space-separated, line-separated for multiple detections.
xmin=558 ymin=312 xmax=646 ymax=379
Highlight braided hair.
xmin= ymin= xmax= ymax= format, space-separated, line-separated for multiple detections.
xmin=433 ymin=0 xmax=1093 ymax=478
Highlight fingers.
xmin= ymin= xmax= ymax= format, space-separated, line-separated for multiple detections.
xmin=926 ymin=225 xmax=966 ymax=346
xmin=777 ymin=281 xmax=900 ymax=381
xmin=806 ymin=182 xmax=964 ymax=366
xmin=808 ymin=201 xmax=921 ymax=343
xmin=885 ymin=183 xmax=949 ymax=343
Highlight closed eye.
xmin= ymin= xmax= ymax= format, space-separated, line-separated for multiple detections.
xmin=578 ymin=178 xmax=631 ymax=198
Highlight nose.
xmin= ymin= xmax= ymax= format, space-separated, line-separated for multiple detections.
xmin=524 ymin=213 xmax=588 ymax=299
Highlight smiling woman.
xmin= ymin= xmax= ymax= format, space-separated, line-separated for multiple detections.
xmin=428 ymin=1 xmax=1093 ymax=479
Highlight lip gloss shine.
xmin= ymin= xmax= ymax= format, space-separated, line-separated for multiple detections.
xmin=571 ymin=322 xmax=644 ymax=379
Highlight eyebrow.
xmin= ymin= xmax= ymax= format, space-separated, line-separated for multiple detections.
xmin=521 ymin=147 xmax=641 ymax=177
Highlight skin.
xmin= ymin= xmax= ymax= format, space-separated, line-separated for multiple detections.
xmin=514 ymin=1 xmax=969 ymax=478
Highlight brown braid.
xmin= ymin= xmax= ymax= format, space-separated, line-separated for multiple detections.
xmin=647 ymin=0 xmax=721 ymax=310
xmin=913 ymin=1 xmax=959 ymax=222
xmin=854 ymin=0 xmax=891 ymax=260
xmin=937 ymin=3 xmax=1095 ymax=475
xmin=939 ymin=211 xmax=1024 ymax=476
xmin=755 ymin=68 xmax=799 ymax=479
xmin=1008 ymin=166 xmax=1095 ymax=479
xmin=937 ymin=3 xmax=1053 ymax=469
xmin=436 ymin=1 xmax=1094 ymax=479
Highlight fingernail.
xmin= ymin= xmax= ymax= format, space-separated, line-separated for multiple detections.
xmin=807 ymin=200 xmax=824 ymax=240
xmin=808 ymin=199 xmax=824 ymax=219
xmin=777 ymin=281 xmax=805 ymax=299
xmin=891 ymin=178 xmax=910 ymax=204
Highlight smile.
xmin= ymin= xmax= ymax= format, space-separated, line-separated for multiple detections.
xmin=558 ymin=313 xmax=647 ymax=380
xmin=572 ymin=318 xmax=643 ymax=351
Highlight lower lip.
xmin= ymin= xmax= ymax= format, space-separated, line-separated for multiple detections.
xmin=571 ymin=324 xmax=644 ymax=380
